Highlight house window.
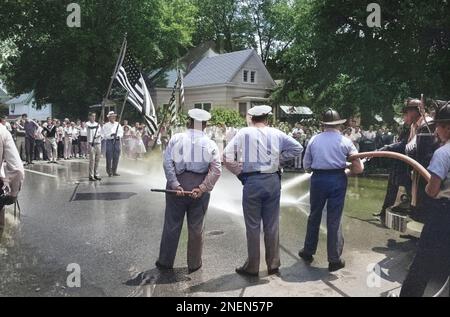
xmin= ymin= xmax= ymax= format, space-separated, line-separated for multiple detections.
xmin=243 ymin=70 xmax=249 ymax=83
xmin=194 ymin=103 xmax=212 ymax=112
xmin=239 ymin=103 xmax=248 ymax=117
xmin=250 ymin=71 xmax=256 ymax=83
xmin=243 ymin=69 xmax=256 ymax=84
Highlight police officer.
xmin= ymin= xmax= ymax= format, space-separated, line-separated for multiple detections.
xmin=224 ymin=106 xmax=303 ymax=277
xmin=403 ymin=98 xmax=439 ymax=222
xmin=86 ymin=113 xmax=102 ymax=181
xmin=0 ymin=123 xmax=25 ymax=232
xmin=400 ymin=102 xmax=450 ymax=297
xmin=299 ymin=109 xmax=364 ymax=272
xmin=156 ymin=109 xmax=222 ymax=273
xmin=102 ymin=111 xmax=123 ymax=177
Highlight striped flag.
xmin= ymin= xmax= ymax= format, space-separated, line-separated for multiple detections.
xmin=168 ymin=77 xmax=179 ymax=125
xmin=178 ymin=69 xmax=185 ymax=110
xmin=115 ymin=50 xmax=158 ymax=134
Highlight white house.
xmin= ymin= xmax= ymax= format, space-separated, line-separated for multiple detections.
xmin=151 ymin=48 xmax=276 ymax=117
xmin=5 ymin=90 xmax=52 ymax=121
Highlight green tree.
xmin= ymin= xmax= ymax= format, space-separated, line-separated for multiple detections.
xmin=210 ymin=107 xmax=246 ymax=127
xmin=280 ymin=0 xmax=450 ymax=126
xmin=193 ymin=0 xmax=255 ymax=52
xmin=0 ymin=0 xmax=197 ymax=118
xmin=241 ymin=0 xmax=296 ymax=65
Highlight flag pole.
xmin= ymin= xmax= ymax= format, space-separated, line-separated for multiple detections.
xmin=152 ymin=104 xmax=169 ymax=150
xmin=100 ymin=34 xmax=128 ymax=124
xmin=112 ymin=92 xmax=129 ymax=149
xmin=151 ymin=63 xmax=179 ymax=151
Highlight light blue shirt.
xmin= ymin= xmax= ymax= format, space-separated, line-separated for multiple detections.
xmin=303 ymin=130 xmax=358 ymax=170
xmin=164 ymin=129 xmax=221 ymax=190
xmin=427 ymin=142 xmax=450 ymax=199
xmin=224 ymin=126 xmax=303 ymax=174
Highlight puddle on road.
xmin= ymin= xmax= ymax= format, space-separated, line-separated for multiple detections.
xmin=0 ymin=211 xmax=21 ymax=254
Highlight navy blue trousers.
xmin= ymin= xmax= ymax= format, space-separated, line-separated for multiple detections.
xmin=400 ymin=198 xmax=450 ymax=297
xmin=242 ymin=173 xmax=281 ymax=273
xmin=105 ymin=139 xmax=121 ymax=175
xmin=304 ymin=170 xmax=347 ymax=263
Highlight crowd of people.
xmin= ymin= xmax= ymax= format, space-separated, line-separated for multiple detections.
xmin=274 ymin=121 xmax=400 ymax=170
xmin=2 ymin=114 xmax=159 ymax=166
xmin=3 ymin=112 xmax=403 ymax=173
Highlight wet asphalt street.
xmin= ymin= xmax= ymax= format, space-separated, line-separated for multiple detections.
xmin=0 ymin=154 xmax=429 ymax=297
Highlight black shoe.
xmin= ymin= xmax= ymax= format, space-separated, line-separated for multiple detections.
xmin=108 ymin=174 xmax=113 ymax=177
xmin=113 ymin=173 xmax=120 ymax=177
xmin=95 ymin=176 xmax=102 ymax=181
xmin=235 ymin=267 xmax=259 ymax=277
xmin=298 ymin=249 xmax=314 ymax=264
xmin=155 ymin=261 xmax=173 ymax=271
xmin=328 ymin=260 xmax=346 ymax=272
xmin=89 ymin=177 xmax=96 ymax=182
xmin=268 ymin=268 xmax=280 ymax=276
xmin=188 ymin=265 xmax=202 ymax=274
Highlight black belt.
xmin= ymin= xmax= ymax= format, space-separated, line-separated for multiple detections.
xmin=312 ymin=169 xmax=346 ymax=174
xmin=242 ymin=171 xmax=280 ymax=177
xmin=107 ymin=138 xmax=120 ymax=141
xmin=183 ymin=170 xmax=208 ymax=176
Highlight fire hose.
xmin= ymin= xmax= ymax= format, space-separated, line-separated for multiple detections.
xmin=348 ymin=151 xmax=431 ymax=183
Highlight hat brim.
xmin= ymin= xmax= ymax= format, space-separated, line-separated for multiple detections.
xmin=249 ymin=112 xmax=273 ymax=117
xmin=321 ymin=119 xmax=347 ymax=125
xmin=430 ymin=119 xmax=450 ymax=124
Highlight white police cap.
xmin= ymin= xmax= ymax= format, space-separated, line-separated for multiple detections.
xmin=248 ymin=105 xmax=273 ymax=117
xmin=188 ymin=108 xmax=212 ymax=122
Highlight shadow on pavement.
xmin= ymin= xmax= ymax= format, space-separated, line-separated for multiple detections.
xmin=371 ymin=238 xmax=416 ymax=284
xmin=96 ymin=182 xmax=135 ymax=187
xmin=188 ymin=273 xmax=269 ymax=294
xmin=347 ymin=215 xmax=389 ymax=230
xmin=73 ymin=192 xmax=137 ymax=201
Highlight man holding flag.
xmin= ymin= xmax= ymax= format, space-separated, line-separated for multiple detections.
xmin=102 ymin=111 xmax=123 ymax=177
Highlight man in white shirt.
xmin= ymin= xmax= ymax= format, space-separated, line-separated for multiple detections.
xmin=224 ymin=106 xmax=303 ymax=277
xmin=63 ymin=119 xmax=72 ymax=160
xmin=0 ymin=124 xmax=25 ymax=232
xmin=363 ymin=126 xmax=376 ymax=141
xmin=102 ymin=111 xmax=123 ymax=177
xmin=86 ymin=113 xmax=102 ymax=181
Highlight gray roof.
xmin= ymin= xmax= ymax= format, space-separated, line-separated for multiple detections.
xmin=184 ymin=49 xmax=255 ymax=88
xmin=5 ymin=91 xmax=34 ymax=105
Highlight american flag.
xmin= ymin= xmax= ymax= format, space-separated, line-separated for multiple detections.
xmin=178 ymin=69 xmax=185 ymax=109
xmin=115 ymin=50 xmax=158 ymax=134
xmin=167 ymin=77 xmax=179 ymax=125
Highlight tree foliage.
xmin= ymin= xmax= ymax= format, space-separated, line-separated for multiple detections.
xmin=210 ymin=107 xmax=246 ymax=127
xmin=1 ymin=0 xmax=449 ymax=126
xmin=279 ymin=0 xmax=450 ymax=126
xmin=0 ymin=0 xmax=197 ymax=117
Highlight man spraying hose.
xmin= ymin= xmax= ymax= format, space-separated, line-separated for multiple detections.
xmin=299 ymin=109 xmax=364 ymax=272
xmin=400 ymin=102 xmax=450 ymax=297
